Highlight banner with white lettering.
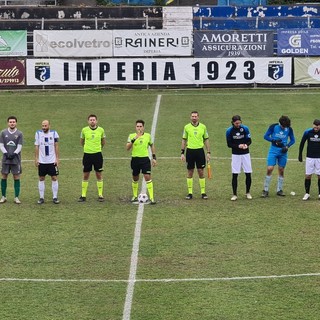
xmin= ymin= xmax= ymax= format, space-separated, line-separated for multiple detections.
xmin=294 ymin=57 xmax=320 ymax=84
xmin=194 ymin=31 xmax=274 ymax=58
xmin=33 ymin=30 xmax=113 ymax=57
xmin=0 ymin=31 xmax=27 ymax=57
xmin=0 ymin=59 xmax=25 ymax=86
xmin=113 ymin=30 xmax=192 ymax=57
xmin=26 ymin=58 xmax=292 ymax=86
xmin=277 ymin=29 xmax=320 ymax=56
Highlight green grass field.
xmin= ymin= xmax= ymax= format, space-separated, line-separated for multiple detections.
xmin=1 ymin=88 xmax=320 ymax=319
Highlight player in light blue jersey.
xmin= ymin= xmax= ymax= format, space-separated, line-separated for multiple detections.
xmin=261 ymin=115 xmax=295 ymax=197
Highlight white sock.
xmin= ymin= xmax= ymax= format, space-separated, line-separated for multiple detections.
xmin=38 ymin=180 xmax=45 ymax=199
xmin=52 ymin=180 xmax=59 ymax=199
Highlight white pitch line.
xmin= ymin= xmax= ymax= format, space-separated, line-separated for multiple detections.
xmin=1 ymin=272 xmax=320 ymax=284
xmin=122 ymin=95 xmax=162 ymax=320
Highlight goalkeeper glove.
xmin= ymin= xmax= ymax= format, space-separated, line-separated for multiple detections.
xmin=298 ymin=154 xmax=303 ymax=162
xmin=281 ymin=146 xmax=288 ymax=154
xmin=5 ymin=152 xmax=16 ymax=160
xmin=272 ymin=139 xmax=284 ymax=148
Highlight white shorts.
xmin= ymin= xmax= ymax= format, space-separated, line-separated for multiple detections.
xmin=305 ymin=157 xmax=320 ymax=175
xmin=231 ymin=154 xmax=252 ymax=174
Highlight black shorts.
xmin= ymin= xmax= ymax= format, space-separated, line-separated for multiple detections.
xmin=82 ymin=152 xmax=103 ymax=173
xmin=186 ymin=148 xmax=206 ymax=170
xmin=131 ymin=157 xmax=151 ymax=176
xmin=38 ymin=163 xmax=59 ymax=177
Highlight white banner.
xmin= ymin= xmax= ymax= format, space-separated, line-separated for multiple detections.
xmin=26 ymin=58 xmax=292 ymax=86
xmin=294 ymin=57 xmax=320 ymax=84
xmin=113 ymin=30 xmax=193 ymax=57
xmin=33 ymin=30 xmax=113 ymax=57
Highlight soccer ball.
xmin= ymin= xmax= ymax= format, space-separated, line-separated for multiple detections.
xmin=138 ymin=193 xmax=149 ymax=203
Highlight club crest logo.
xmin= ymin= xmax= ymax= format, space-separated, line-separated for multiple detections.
xmin=35 ymin=62 xmax=50 ymax=82
xmin=268 ymin=62 xmax=284 ymax=80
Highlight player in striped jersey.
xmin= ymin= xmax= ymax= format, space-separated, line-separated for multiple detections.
xmin=35 ymin=120 xmax=60 ymax=204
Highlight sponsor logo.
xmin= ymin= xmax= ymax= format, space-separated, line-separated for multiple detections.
xmin=0 ymin=35 xmax=11 ymax=52
xmin=289 ymin=34 xmax=301 ymax=48
xmin=268 ymin=61 xmax=284 ymax=80
xmin=35 ymin=62 xmax=50 ymax=82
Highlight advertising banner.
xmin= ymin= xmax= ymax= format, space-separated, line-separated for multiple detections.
xmin=0 ymin=31 xmax=27 ymax=57
xmin=0 ymin=60 xmax=25 ymax=86
xmin=194 ymin=31 xmax=274 ymax=58
xmin=278 ymin=29 xmax=320 ymax=56
xmin=26 ymin=58 xmax=292 ymax=86
xmin=33 ymin=30 xmax=113 ymax=57
xmin=294 ymin=57 xmax=320 ymax=84
xmin=113 ymin=30 xmax=193 ymax=57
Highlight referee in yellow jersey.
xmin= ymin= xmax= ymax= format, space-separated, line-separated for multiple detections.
xmin=78 ymin=114 xmax=106 ymax=202
xmin=181 ymin=111 xmax=211 ymax=200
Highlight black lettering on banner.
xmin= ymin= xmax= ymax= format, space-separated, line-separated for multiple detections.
xmin=152 ymin=62 xmax=157 ymax=81
xmin=133 ymin=62 xmax=144 ymax=81
xmin=164 ymin=62 xmax=175 ymax=81
xmin=244 ymin=60 xmax=255 ymax=80
xmin=64 ymin=62 xmax=69 ymax=81
xmin=99 ymin=62 xmax=110 ymax=81
xmin=76 ymin=62 xmax=92 ymax=81
xmin=226 ymin=61 xmax=236 ymax=80
xmin=208 ymin=61 xmax=218 ymax=80
xmin=117 ymin=62 xmax=126 ymax=81
xmin=192 ymin=61 xmax=200 ymax=80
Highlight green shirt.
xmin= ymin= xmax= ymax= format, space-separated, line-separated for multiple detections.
xmin=128 ymin=132 xmax=152 ymax=157
xmin=182 ymin=122 xmax=209 ymax=149
xmin=81 ymin=126 xmax=105 ymax=154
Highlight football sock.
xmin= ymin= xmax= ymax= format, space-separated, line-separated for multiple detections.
xmin=52 ymin=180 xmax=59 ymax=199
xmin=81 ymin=180 xmax=88 ymax=197
xmin=39 ymin=180 xmax=45 ymax=198
xmin=277 ymin=176 xmax=284 ymax=192
xmin=245 ymin=173 xmax=252 ymax=193
xmin=199 ymin=178 xmax=206 ymax=194
xmin=97 ymin=180 xmax=103 ymax=197
xmin=146 ymin=180 xmax=154 ymax=201
xmin=1 ymin=179 xmax=7 ymax=197
xmin=14 ymin=179 xmax=20 ymax=197
xmin=264 ymin=175 xmax=271 ymax=191
xmin=187 ymin=178 xmax=193 ymax=194
xmin=132 ymin=180 xmax=138 ymax=198
xmin=305 ymin=178 xmax=311 ymax=193
xmin=232 ymin=173 xmax=238 ymax=195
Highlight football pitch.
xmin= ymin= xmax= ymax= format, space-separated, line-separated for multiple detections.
xmin=1 ymin=88 xmax=320 ymax=319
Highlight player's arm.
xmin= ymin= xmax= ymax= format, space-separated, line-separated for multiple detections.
xmin=54 ymin=141 xmax=60 ymax=166
xmin=101 ymin=137 xmax=106 ymax=148
xmin=298 ymin=132 xmax=307 ymax=162
xmin=126 ymin=134 xmax=136 ymax=151
xmin=263 ymin=125 xmax=274 ymax=142
xmin=80 ymin=138 xmax=84 ymax=147
xmin=0 ymin=142 xmax=7 ymax=154
xmin=204 ymin=138 xmax=211 ymax=161
xmin=35 ymin=144 xmax=40 ymax=167
xmin=245 ymin=127 xmax=252 ymax=146
xmin=180 ymin=138 xmax=187 ymax=161
xmin=226 ymin=128 xmax=237 ymax=149
xmin=287 ymin=127 xmax=296 ymax=148
xmin=150 ymin=143 xmax=157 ymax=167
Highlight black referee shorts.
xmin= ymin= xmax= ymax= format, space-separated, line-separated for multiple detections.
xmin=186 ymin=148 xmax=206 ymax=170
xmin=131 ymin=156 xmax=151 ymax=176
xmin=82 ymin=152 xmax=103 ymax=173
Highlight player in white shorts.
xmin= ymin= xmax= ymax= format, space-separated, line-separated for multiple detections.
xmin=298 ymin=119 xmax=320 ymax=201
xmin=226 ymin=115 xmax=253 ymax=201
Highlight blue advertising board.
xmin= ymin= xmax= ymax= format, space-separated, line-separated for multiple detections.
xmin=278 ymin=29 xmax=320 ymax=56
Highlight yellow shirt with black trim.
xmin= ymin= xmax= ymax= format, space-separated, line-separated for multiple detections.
xmin=81 ymin=126 xmax=105 ymax=154
xmin=182 ymin=123 xmax=209 ymax=149
xmin=128 ymin=132 xmax=152 ymax=157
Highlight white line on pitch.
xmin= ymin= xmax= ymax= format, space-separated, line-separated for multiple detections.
xmin=122 ymin=94 xmax=161 ymax=320
xmin=1 ymin=272 xmax=320 ymax=284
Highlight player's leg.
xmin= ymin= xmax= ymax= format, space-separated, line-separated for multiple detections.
xmin=231 ymin=154 xmax=241 ymax=200
xmin=243 ymin=154 xmax=253 ymax=199
xmin=131 ymin=158 xmax=140 ymax=202
xmin=196 ymin=149 xmax=207 ymax=199
xmin=94 ymin=153 xmax=104 ymax=201
xmin=303 ymin=157 xmax=313 ymax=200
xmin=314 ymin=158 xmax=320 ymax=200
xmin=13 ymin=174 xmax=21 ymax=204
xmin=0 ymin=170 xmax=8 ymax=203
xmin=262 ymin=150 xmax=276 ymax=197
xmin=276 ymin=153 xmax=287 ymax=196
xmin=185 ymin=149 xmax=196 ymax=199
xmin=142 ymin=158 xmax=155 ymax=203
xmin=79 ymin=154 xmax=91 ymax=201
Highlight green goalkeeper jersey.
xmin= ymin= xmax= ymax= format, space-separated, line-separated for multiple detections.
xmin=182 ymin=122 xmax=209 ymax=149
xmin=81 ymin=126 xmax=105 ymax=154
xmin=128 ymin=132 xmax=153 ymax=157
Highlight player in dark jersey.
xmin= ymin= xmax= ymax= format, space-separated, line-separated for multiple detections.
xmin=298 ymin=119 xmax=320 ymax=201
xmin=226 ymin=115 xmax=252 ymax=201
xmin=0 ymin=116 xmax=23 ymax=204
xmin=261 ymin=115 xmax=295 ymax=197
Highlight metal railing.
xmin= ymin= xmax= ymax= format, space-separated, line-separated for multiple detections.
xmin=0 ymin=0 xmax=58 ymax=5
